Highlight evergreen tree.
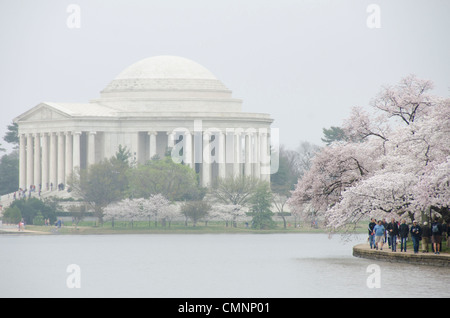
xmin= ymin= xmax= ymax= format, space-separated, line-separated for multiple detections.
xmin=250 ymin=182 xmax=276 ymax=229
xmin=0 ymin=151 xmax=19 ymax=195
xmin=321 ymin=126 xmax=346 ymax=145
xmin=3 ymin=122 xmax=19 ymax=149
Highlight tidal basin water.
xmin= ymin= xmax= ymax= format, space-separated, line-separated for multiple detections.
xmin=0 ymin=233 xmax=449 ymax=298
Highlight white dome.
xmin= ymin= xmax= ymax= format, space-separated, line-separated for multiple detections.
xmin=97 ymin=55 xmax=242 ymax=113
xmin=115 ymin=55 xmax=218 ymax=80
xmin=102 ymin=55 xmax=229 ymax=93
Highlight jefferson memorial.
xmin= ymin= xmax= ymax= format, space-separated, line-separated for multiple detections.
xmin=14 ymin=56 xmax=273 ymax=192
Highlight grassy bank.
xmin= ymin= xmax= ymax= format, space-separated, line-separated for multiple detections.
xmin=20 ymin=218 xmax=372 ymax=235
xmin=23 ymin=221 xmax=333 ymax=235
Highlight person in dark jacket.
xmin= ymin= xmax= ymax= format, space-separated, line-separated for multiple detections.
xmin=431 ymin=218 xmax=443 ymax=254
xmin=386 ymin=218 xmax=399 ymax=252
xmin=382 ymin=218 xmax=388 ymax=247
xmin=421 ymin=222 xmax=431 ymax=253
xmin=410 ymin=220 xmax=422 ymax=254
xmin=446 ymin=222 xmax=450 ymax=248
xmin=399 ymin=219 xmax=409 ymax=252
xmin=368 ymin=218 xmax=377 ymax=249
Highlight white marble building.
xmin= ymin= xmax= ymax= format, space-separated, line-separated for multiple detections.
xmin=14 ymin=56 xmax=273 ymax=192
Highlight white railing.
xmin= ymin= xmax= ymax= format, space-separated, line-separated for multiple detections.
xmin=0 ymin=189 xmax=67 ymax=209
xmin=0 ymin=192 xmax=15 ymax=209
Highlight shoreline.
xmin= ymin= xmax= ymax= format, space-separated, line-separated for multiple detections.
xmin=353 ymin=243 xmax=450 ymax=267
xmin=0 ymin=224 xmax=339 ymax=236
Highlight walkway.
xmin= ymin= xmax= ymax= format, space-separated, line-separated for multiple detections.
xmin=353 ymin=243 xmax=450 ymax=267
xmin=0 ymin=224 xmax=49 ymax=235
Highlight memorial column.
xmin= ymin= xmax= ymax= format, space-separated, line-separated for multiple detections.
xmin=167 ymin=131 xmax=175 ymax=149
xmin=218 ymin=131 xmax=226 ymax=179
xmin=88 ymin=131 xmax=96 ymax=166
xmin=26 ymin=133 xmax=34 ymax=189
xmin=184 ymin=131 xmax=193 ymax=168
xmin=57 ymin=132 xmax=65 ymax=186
xmin=33 ymin=133 xmax=41 ymax=189
xmin=254 ymin=132 xmax=260 ymax=179
xmin=65 ymin=132 xmax=73 ymax=183
xmin=41 ymin=133 xmax=49 ymax=190
xmin=260 ymin=131 xmax=270 ymax=182
xmin=19 ymin=134 xmax=26 ymax=190
xmin=72 ymin=131 xmax=81 ymax=170
xmin=49 ymin=132 xmax=57 ymax=190
xmin=233 ymin=132 xmax=241 ymax=178
xmin=148 ymin=131 xmax=157 ymax=159
xmin=202 ymin=131 xmax=211 ymax=187
xmin=245 ymin=132 xmax=252 ymax=177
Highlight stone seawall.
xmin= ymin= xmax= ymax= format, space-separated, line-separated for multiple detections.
xmin=353 ymin=244 xmax=450 ymax=267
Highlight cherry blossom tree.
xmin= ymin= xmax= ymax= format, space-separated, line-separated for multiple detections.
xmin=104 ymin=194 xmax=172 ymax=228
xmin=138 ymin=194 xmax=171 ymax=227
xmin=103 ymin=202 xmax=122 ymax=226
xmin=210 ymin=203 xmax=245 ymax=227
xmin=159 ymin=204 xmax=181 ymax=228
xmin=415 ymin=158 xmax=450 ymax=214
xmin=104 ymin=198 xmax=141 ymax=228
xmin=289 ymin=75 xmax=450 ymax=231
xmin=288 ymin=140 xmax=379 ymax=214
xmin=371 ymin=74 xmax=435 ymax=125
xmin=288 ymin=203 xmax=304 ymax=228
xmin=410 ymin=98 xmax=450 ymax=217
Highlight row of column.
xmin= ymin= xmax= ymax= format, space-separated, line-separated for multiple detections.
xmin=19 ymin=129 xmax=271 ymax=191
xmin=169 ymin=130 xmax=270 ymax=187
xmin=19 ymin=131 xmax=85 ymax=191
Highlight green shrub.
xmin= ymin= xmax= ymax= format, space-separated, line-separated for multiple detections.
xmin=33 ymin=212 xmax=45 ymax=225
xmin=9 ymin=198 xmax=57 ymax=225
xmin=2 ymin=206 xmax=22 ymax=224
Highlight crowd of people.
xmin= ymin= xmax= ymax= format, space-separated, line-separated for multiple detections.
xmin=368 ymin=217 xmax=449 ymax=255
xmin=11 ymin=182 xmax=66 ymax=200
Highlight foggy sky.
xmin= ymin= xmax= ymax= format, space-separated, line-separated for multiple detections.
xmin=1 ymin=0 xmax=449 ymax=153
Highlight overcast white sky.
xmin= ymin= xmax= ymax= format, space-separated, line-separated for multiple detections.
xmin=0 ymin=0 xmax=449 ymax=153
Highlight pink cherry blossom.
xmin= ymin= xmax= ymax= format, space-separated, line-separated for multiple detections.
xmin=288 ymin=75 xmax=449 ymax=231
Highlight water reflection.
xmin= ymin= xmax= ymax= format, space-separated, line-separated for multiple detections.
xmin=0 ymin=233 xmax=448 ymax=298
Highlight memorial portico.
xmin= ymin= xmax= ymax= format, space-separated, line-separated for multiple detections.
xmin=14 ymin=56 xmax=273 ymax=193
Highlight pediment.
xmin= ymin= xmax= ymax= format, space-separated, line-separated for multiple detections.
xmin=14 ymin=103 xmax=71 ymax=123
